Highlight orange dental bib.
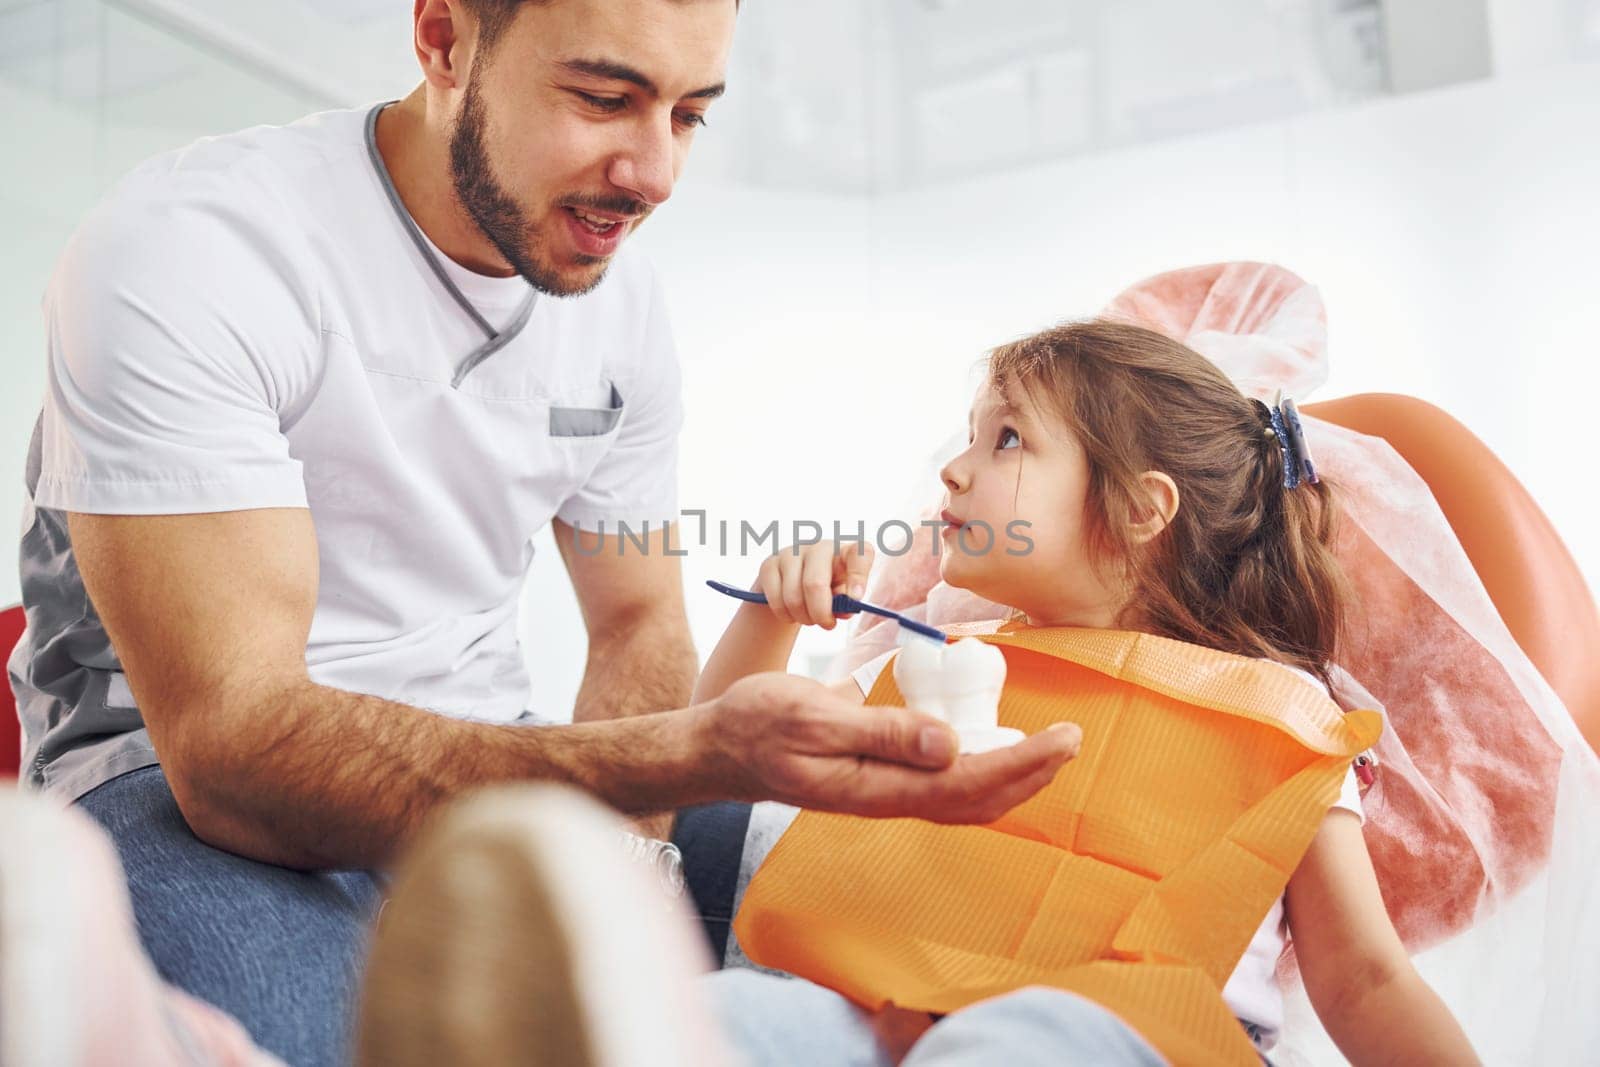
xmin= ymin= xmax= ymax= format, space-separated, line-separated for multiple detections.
xmin=733 ymin=627 xmax=1382 ymax=1065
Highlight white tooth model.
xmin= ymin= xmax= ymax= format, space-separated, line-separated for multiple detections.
xmin=893 ymin=637 xmax=1025 ymax=753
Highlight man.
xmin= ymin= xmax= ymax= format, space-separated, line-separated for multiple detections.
xmin=9 ymin=1 xmax=1078 ymax=1064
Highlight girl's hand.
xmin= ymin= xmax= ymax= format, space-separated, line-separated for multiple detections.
xmin=753 ymin=539 xmax=875 ymax=630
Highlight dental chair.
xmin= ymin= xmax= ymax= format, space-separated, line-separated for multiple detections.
xmin=1303 ymin=392 xmax=1600 ymax=753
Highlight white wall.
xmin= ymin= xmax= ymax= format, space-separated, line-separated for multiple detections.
xmin=864 ymin=59 xmax=1600 ymax=484
xmin=885 ymin=61 xmax=1600 ymax=565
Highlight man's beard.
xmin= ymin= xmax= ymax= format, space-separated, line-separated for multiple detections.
xmin=449 ymin=77 xmax=638 ymax=298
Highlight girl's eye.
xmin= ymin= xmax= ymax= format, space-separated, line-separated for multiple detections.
xmin=577 ymin=92 xmax=627 ymax=113
xmin=997 ymin=427 xmax=1021 ymax=450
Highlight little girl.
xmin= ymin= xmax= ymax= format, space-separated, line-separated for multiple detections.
xmin=691 ymin=320 xmax=1477 ymax=1065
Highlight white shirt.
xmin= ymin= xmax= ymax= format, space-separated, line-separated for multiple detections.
xmin=15 ymin=104 xmax=683 ymax=801
xmin=851 ymin=649 xmax=1362 ymax=1050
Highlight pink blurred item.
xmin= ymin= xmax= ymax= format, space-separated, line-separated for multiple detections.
xmin=0 ymin=790 xmax=284 ymax=1067
xmin=838 ymin=262 xmax=1600 ymax=1064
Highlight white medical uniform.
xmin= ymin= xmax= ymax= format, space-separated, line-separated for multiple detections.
xmin=13 ymin=104 xmax=683 ymax=802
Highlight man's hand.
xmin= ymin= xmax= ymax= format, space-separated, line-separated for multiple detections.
xmin=700 ymin=672 xmax=1079 ymax=824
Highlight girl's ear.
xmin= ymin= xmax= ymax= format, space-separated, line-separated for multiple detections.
xmin=1128 ymin=471 xmax=1180 ymax=545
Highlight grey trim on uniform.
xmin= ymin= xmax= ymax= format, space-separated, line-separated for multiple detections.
xmin=363 ymin=101 xmax=538 ymax=388
xmin=450 ymin=295 xmax=537 ymax=389
xmin=549 ymin=382 xmax=625 ymax=437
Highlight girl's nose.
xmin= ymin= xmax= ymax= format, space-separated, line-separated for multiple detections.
xmin=940 ymin=456 xmax=969 ymax=494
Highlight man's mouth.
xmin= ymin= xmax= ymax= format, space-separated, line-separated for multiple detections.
xmin=560 ymin=204 xmax=639 ymax=258
xmin=566 ymin=206 xmax=629 ymax=235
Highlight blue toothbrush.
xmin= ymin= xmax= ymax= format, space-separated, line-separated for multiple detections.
xmin=706 ymin=579 xmax=948 ymax=645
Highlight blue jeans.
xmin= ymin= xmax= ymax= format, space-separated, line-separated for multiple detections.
xmin=76 ymin=766 xmax=382 ymax=1067
xmin=703 ymin=969 xmax=1168 ymax=1066
xmin=672 ymin=800 xmax=754 ymax=963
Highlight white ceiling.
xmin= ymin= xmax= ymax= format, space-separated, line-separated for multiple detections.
xmin=2 ymin=0 xmax=1596 ymax=192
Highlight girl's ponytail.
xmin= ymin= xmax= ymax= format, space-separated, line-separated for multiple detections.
xmin=1221 ymin=399 xmax=1349 ymax=688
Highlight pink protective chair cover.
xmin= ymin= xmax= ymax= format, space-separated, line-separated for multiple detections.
xmin=838 ymin=263 xmax=1600 ymax=1063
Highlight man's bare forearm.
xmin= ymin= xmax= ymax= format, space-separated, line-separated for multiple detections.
xmin=176 ymin=679 xmax=720 ymax=871
xmin=570 ymin=610 xmax=699 ymax=839
xmin=572 ymin=610 xmax=697 ymax=726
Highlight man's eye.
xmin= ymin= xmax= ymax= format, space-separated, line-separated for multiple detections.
xmin=997 ymin=427 xmax=1020 ymax=450
xmin=675 ymin=111 xmax=708 ymax=130
xmin=576 ymin=92 xmax=627 ymax=113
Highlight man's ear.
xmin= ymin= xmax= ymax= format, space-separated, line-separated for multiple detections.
xmin=414 ymin=0 xmax=469 ymax=91
xmin=1128 ymin=471 xmax=1180 ymax=545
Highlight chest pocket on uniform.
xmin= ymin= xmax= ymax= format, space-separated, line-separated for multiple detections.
xmin=549 ymin=382 xmax=624 ymax=437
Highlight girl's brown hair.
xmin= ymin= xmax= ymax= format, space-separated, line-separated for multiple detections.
xmin=988 ymin=319 xmax=1349 ymax=687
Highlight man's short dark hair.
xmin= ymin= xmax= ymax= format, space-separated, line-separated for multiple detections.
xmin=462 ymin=0 xmax=738 ymax=54
xmin=458 ymin=0 xmax=536 ymax=53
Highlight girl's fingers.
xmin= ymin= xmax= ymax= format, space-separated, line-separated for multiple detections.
xmin=762 ymin=541 xmax=870 ymax=628
xmin=841 ymin=542 xmax=875 ymax=601
xmin=779 ymin=552 xmax=809 ymax=625
xmin=803 ymin=546 xmax=836 ymax=629
xmin=759 ymin=556 xmax=791 ymax=623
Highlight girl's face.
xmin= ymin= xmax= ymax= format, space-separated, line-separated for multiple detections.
xmin=937 ymin=381 xmax=1128 ymax=628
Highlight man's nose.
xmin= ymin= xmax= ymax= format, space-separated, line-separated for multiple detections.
xmin=607 ymin=117 xmax=677 ymax=207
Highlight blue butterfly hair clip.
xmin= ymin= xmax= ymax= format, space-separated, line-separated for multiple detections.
xmin=1266 ymin=390 xmax=1319 ymax=490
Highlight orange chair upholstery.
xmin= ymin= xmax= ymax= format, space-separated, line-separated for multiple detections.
xmin=1305 ymin=394 xmax=1600 ymax=754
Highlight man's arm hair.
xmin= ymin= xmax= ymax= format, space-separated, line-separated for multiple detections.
xmin=67 ymin=509 xmax=717 ymax=870
xmin=555 ymin=518 xmax=698 ymax=728
xmin=554 ymin=519 xmax=699 ymax=837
